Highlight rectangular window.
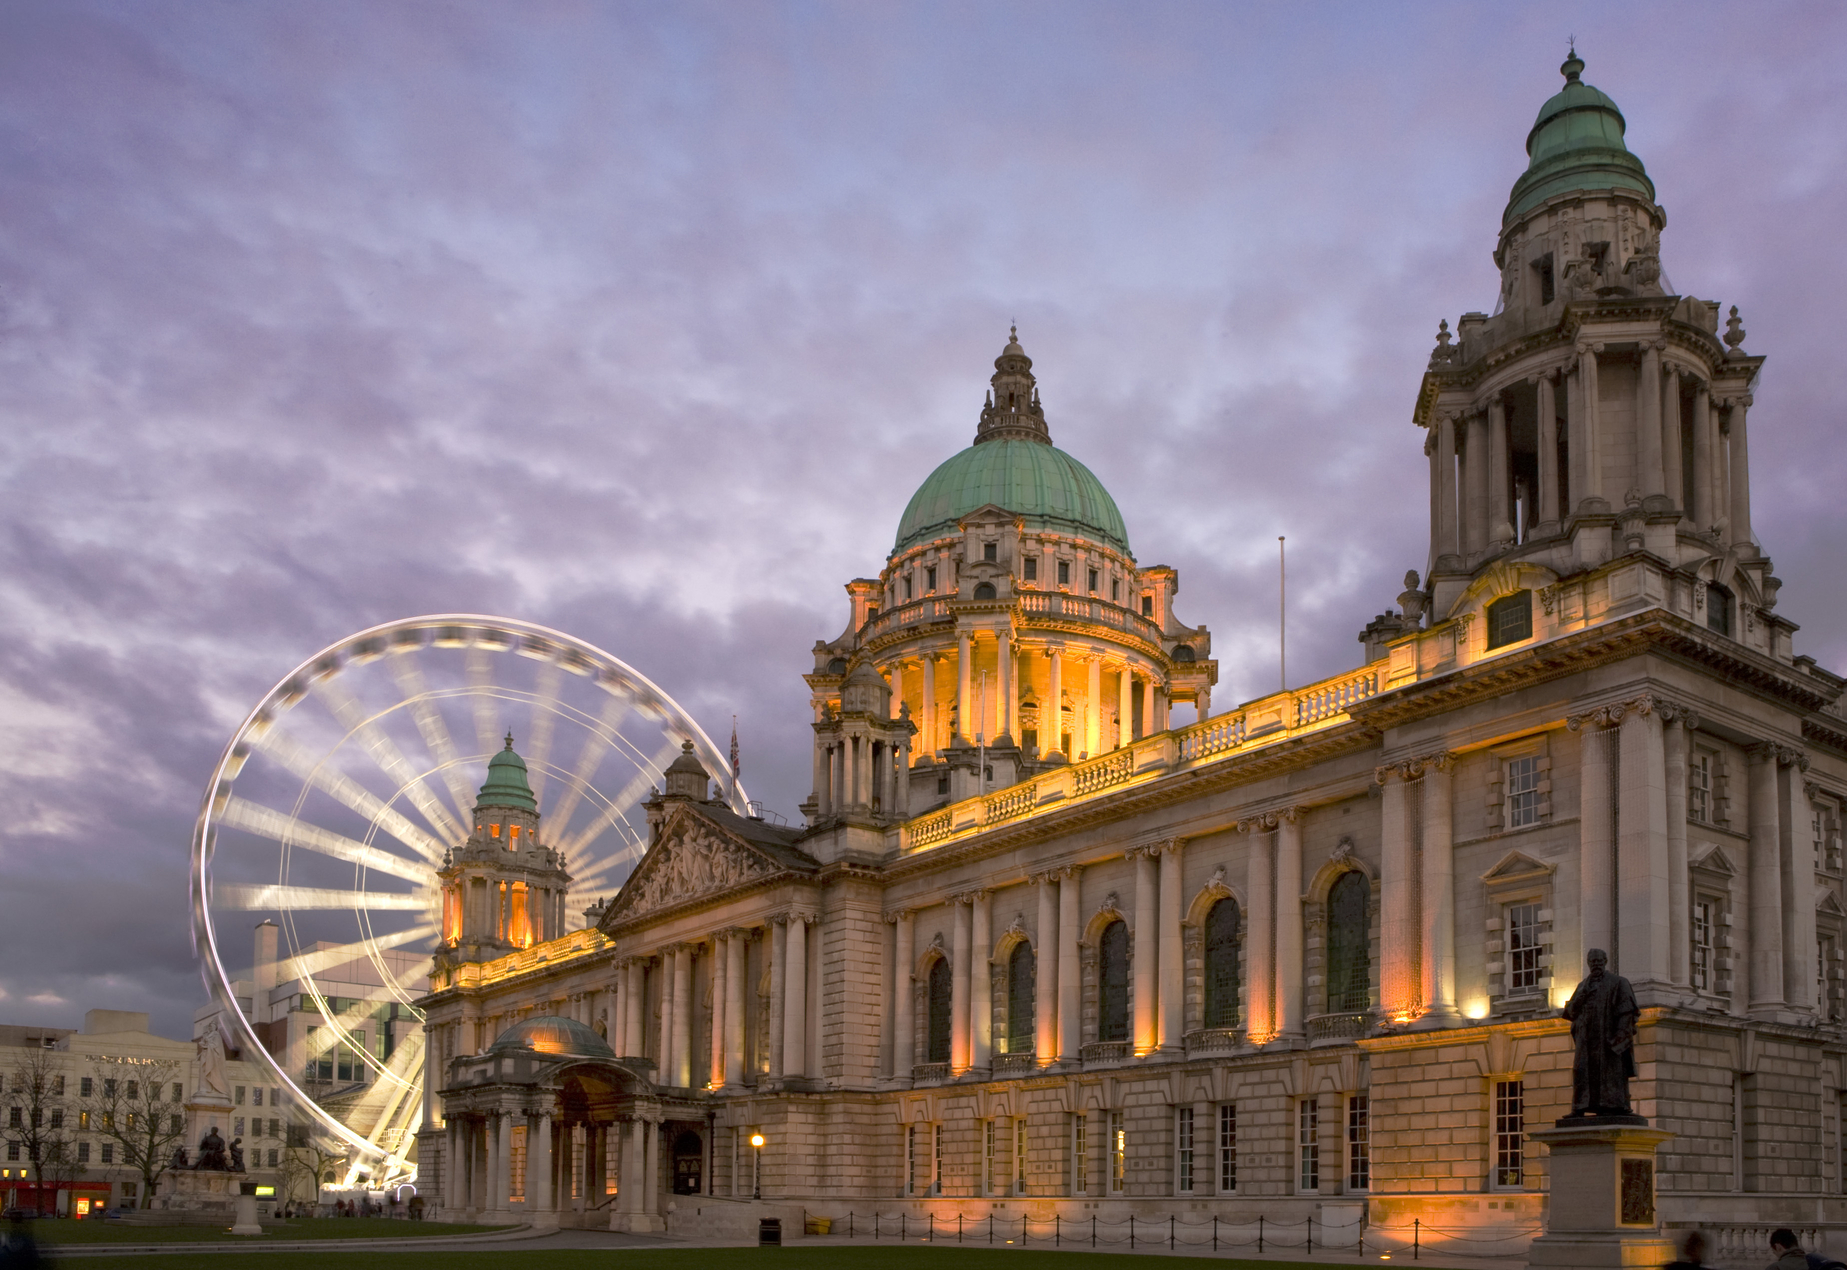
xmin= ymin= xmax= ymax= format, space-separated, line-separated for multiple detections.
xmin=1692 ymin=900 xmax=1714 ymax=991
xmin=1820 ymin=935 xmax=1837 ymax=1021
xmin=1298 ymin=1099 xmax=1319 ymax=1192
xmin=80 ymin=1077 xmax=92 ymax=1098
xmin=251 ymin=1087 xmax=262 ymax=1107
xmin=1087 ymin=568 xmax=1098 ymax=593
xmin=508 ymin=1124 xmax=527 ymax=1201
xmin=6 ymin=1107 xmax=18 ymax=1128
xmin=171 ymin=1115 xmax=182 ymax=1134
xmin=52 ymin=1077 xmax=63 ymax=1097
xmin=101 ymin=1143 xmax=114 ymax=1164
xmin=1073 ymin=1113 xmax=1087 ymax=1195
xmin=269 ymin=1118 xmax=279 ymax=1139
xmin=1494 ymin=1080 xmax=1524 ymax=1187
xmin=985 ymin=1119 xmax=998 ymax=1194
xmin=235 ymin=1085 xmax=245 ymax=1105
xmin=1141 ymin=594 xmax=1153 ymax=617
xmin=77 ymin=1141 xmax=90 ymax=1164
xmin=1348 ymin=1095 xmax=1370 ymax=1191
xmin=268 ymin=1148 xmax=278 ymax=1168
xmin=1015 ymin=1117 xmax=1027 ymax=1194
xmin=103 ymin=1079 xmax=116 ymax=1099
xmin=1108 ymin=1111 xmax=1125 ymax=1193
xmin=1486 ymin=590 xmax=1534 ymax=649
xmin=1815 ymin=805 xmax=1828 ymax=872
xmin=1023 ymin=557 xmax=1037 ymax=581
xmin=1507 ymin=756 xmax=1540 ymax=828
xmin=126 ymin=1080 xmax=137 ymax=1099
xmin=1689 ymin=754 xmax=1712 ymax=822
xmin=1057 ymin=561 xmax=1070 ymax=586
xmin=932 ymin=1124 xmax=943 ymax=1195
xmin=1218 ymin=1104 xmax=1237 ymax=1192
xmin=1506 ymin=902 xmax=1543 ymax=995
xmin=79 ymin=1111 xmax=90 ymax=1130
xmin=926 ymin=566 xmax=937 ymax=593
xmin=904 ymin=575 xmax=913 ymax=599
xmin=1112 ymin=580 xmax=1120 ymax=602
xmin=234 ymin=1117 xmax=245 ymax=1139
xmin=983 ymin=541 xmax=998 ymax=562
xmin=905 ymin=1125 xmax=917 ymax=1196
xmin=1176 ymin=1106 xmax=1195 ymax=1194
xmin=50 ymin=1109 xmax=62 ymax=1131
xmin=179 ymin=1084 xmax=189 ymax=1103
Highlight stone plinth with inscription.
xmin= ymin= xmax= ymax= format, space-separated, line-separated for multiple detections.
xmin=1527 ymin=1123 xmax=1674 ymax=1270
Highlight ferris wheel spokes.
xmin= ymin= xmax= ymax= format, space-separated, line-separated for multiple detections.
xmin=216 ymin=796 xmax=428 ymax=884
xmin=311 ymin=674 xmax=466 ymax=845
xmin=249 ymin=727 xmax=447 ymax=863
xmin=386 ymin=654 xmax=477 ymax=828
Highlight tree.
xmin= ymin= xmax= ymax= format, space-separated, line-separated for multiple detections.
xmin=281 ymin=1126 xmax=347 ymax=1209
xmin=86 ymin=1058 xmax=186 ymax=1209
xmin=3 ymin=1044 xmax=84 ymax=1214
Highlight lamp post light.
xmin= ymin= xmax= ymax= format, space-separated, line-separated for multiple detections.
xmin=750 ymin=1133 xmax=765 ymax=1199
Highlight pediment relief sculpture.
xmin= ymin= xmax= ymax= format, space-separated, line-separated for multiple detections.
xmin=607 ymin=821 xmax=779 ymax=924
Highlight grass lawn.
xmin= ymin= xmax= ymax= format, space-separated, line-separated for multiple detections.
xmin=30 ymin=1217 xmax=514 ymax=1244
xmin=44 ymin=1248 xmax=1336 ymax=1269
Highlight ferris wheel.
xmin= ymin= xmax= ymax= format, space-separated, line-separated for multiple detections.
xmin=189 ymin=615 xmax=745 ymax=1184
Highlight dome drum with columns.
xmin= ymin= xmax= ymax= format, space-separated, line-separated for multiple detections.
xmin=413 ymin=52 xmax=1847 ymax=1248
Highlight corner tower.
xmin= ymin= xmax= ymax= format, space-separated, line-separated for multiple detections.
xmin=1391 ymin=50 xmax=1777 ymax=656
xmin=804 ymin=330 xmax=1217 ymax=828
xmin=436 ymin=734 xmax=572 ymax=966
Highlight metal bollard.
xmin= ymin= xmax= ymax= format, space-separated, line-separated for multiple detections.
xmin=1093 ymin=1215 xmax=1097 ymax=1247
xmin=1131 ymin=1214 xmax=1136 ymax=1249
xmin=958 ymin=1213 xmax=963 ymax=1244
xmin=1213 ymin=1215 xmax=1218 ymax=1252
xmin=1414 ymin=1217 xmax=1420 ymax=1260
xmin=1259 ymin=1214 xmax=1265 ymax=1253
xmin=1171 ymin=1215 xmax=1176 ymax=1250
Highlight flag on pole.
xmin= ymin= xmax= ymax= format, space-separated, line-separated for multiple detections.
xmin=729 ymin=715 xmax=740 ymax=778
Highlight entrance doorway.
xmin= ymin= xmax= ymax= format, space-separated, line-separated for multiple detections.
xmin=671 ymin=1131 xmax=703 ymax=1195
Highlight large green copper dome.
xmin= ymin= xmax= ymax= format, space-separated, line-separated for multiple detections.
xmin=894 ymin=438 xmax=1130 ymax=554
xmin=1505 ymin=51 xmax=1654 ymax=225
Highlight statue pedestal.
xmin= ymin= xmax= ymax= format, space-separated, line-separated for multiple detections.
xmin=1527 ymin=1122 xmax=1674 ymax=1270
xmin=186 ymin=1093 xmax=234 ymax=1151
xmin=230 ymin=1191 xmax=263 ymax=1236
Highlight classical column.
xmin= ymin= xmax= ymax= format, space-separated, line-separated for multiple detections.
xmin=1086 ymin=657 xmax=1102 ymax=757
xmin=1690 ymin=380 xmax=1713 ymax=528
xmin=1576 ymin=715 xmax=1616 ymax=962
xmin=1662 ymin=709 xmax=1695 ymax=985
xmin=971 ymin=891 xmax=993 ymax=1072
xmin=1377 ymin=767 xmax=1417 ymax=1020
xmin=1243 ymin=817 xmax=1275 ymax=1043
xmin=1047 ymin=649 xmax=1064 ymax=756
xmin=616 ymin=1119 xmax=640 ymax=1220
xmin=1618 ymin=702 xmax=1671 ymax=988
xmin=1158 ymin=840 xmax=1185 ymax=1051
xmin=1638 ymin=342 xmax=1665 ymax=498
xmin=1436 ymin=411 xmax=1460 ymax=558
xmin=1426 ymin=424 xmax=1441 ymax=564
xmin=896 ymin=732 xmax=912 ymax=819
xmin=956 ymin=630 xmax=973 ymax=744
xmin=624 ymin=959 xmax=644 ymax=1060
xmin=1536 ymin=375 xmax=1560 ymax=529
xmin=492 ymin=1110 xmax=511 ymax=1214
xmin=1275 ymin=814 xmax=1306 ymax=1039
xmin=783 ymin=915 xmax=808 ymax=1079
xmin=891 ymin=910 xmax=915 ymax=1077
xmin=709 ymin=934 xmax=727 ymax=1088
xmin=1577 ymin=342 xmax=1603 ymax=507
xmin=1141 ymin=672 xmax=1156 ymax=739
xmin=1132 ymin=847 xmax=1159 ymax=1054
xmin=1463 ymin=408 xmax=1488 ymax=556
xmin=1057 ymin=867 xmax=1082 ymax=1062
xmin=671 ymin=945 xmax=693 ymax=1087
xmin=1746 ymin=743 xmax=1786 ymax=1012
xmin=768 ymin=919 xmax=787 ymax=1079
xmin=1661 ymin=365 xmax=1684 ymax=511
xmin=923 ymin=654 xmax=939 ymax=755
xmin=951 ymin=897 xmax=973 ymax=1073
xmin=995 ymin=628 xmax=1013 ymax=742
xmin=1727 ymin=396 xmax=1755 ymax=554
xmin=1417 ymin=759 xmax=1458 ymax=1025
xmin=642 ymin=1119 xmax=659 ymax=1217
xmin=1488 ymin=393 xmax=1514 ymax=546
xmin=1117 ymin=664 xmax=1133 ymax=747
xmin=890 ymin=660 xmax=904 ymax=721
xmin=1034 ymin=878 xmax=1057 ymax=1062
xmin=724 ymin=930 xmax=747 ymax=1087
xmin=533 ymin=1114 xmax=553 ymax=1218
xmin=1783 ymin=752 xmax=1818 ymax=1013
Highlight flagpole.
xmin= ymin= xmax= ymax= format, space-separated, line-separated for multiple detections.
xmin=1279 ymin=536 xmax=1287 ymax=692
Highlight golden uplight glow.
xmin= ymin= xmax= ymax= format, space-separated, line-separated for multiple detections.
xmin=1462 ymin=998 xmax=1489 ymax=1020
xmin=750 ymin=1134 xmax=765 ymax=1148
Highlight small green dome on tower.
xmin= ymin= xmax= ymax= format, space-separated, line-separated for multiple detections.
xmin=1504 ymin=49 xmax=1655 ymax=226
xmin=476 ymin=733 xmax=538 ymax=813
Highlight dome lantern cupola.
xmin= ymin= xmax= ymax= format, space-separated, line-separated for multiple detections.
xmin=1504 ymin=48 xmax=1655 ymax=229
xmin=976 ymin=326 xmax=1050 ymax=445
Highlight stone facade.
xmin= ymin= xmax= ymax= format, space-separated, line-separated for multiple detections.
xmin=412 ymin=51 xmax=1847 ymax=1254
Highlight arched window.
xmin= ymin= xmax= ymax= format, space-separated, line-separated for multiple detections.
xmin=1326 ymin=872 xmax=1370 ymax=1012
xmin=1203 ymin=897 xmax=1241 ymax=1028
xmin=974 ymin=582 xmax=997 ymax=600
xmin=1098 ymin=920 xmax=1129 ymax=1043
xmin=1173 ymin=643 xmax=1197 ymax=663
xmin=926 ymin=957 xmax=953 ymax=1063
xmin=1007 ymin=942 xmax=1035 ymax=1054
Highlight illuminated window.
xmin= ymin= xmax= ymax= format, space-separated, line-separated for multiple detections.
xmin=1176 ymin=1105 xmax=1195 ymax=1193
xmin=1297 ymin=1099 xmax=1319 ymax=1192
xmin=1217 ymin=1103 xmax=1236 ymax=1192
xmin=1347 ymin=1095 xmax=1370 ymax=1191
xmin=1689 ymin=753 xmax=1712 ymax=822
xmin=1486 ymin=591 xmax=1533 ymax=649
xmin=1506 ymin=756 xmax=1541 ymax=828
xmin=509 ymin=825 xmax=521 ymax=842
xmin=1108 ymin=1110 xmax=1125 ymax=1193
xmin=508 ymin=1124 xmax=527 ymax=1200
xmin=1023 ymin=557 xmax=1037 ymax=581
xmin=79 ymin=1111 xmax=90 ymax=1130
xmin=490 ymin=824 xmax=501 ymax=839
xmin=1494 ymin=1080 xmax=1524 ymax=1187
xmin=1506 ymin=903 xmax=1543 ymax=995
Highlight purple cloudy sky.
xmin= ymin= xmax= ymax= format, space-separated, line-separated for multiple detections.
xmin=3 ymin=1 xmax=1844 ymax=1038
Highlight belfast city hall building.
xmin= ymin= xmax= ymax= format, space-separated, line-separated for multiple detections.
xmin=413 ymin=52 xmax=1847 ymax=1248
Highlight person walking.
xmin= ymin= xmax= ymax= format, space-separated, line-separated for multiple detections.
xmin=1665 ymin=1232 xmax=1710 ymax=1270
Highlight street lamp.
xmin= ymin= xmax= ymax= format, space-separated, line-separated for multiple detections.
xmin=750 ymin=1133 xmax=765 ymax=1200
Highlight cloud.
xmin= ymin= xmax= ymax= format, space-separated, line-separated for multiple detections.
xmin=2 ymin=0 xmax=1844 ymax=1037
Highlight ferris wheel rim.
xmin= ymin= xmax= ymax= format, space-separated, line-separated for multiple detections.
xmin=189 ymin=613 xmax=748 ymax=1174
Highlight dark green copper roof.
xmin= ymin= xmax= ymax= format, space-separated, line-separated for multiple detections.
xmin=1505 ymin=51 xmax=1655 ymax=226
xmin=893 ymin=438 xmax=1130 ymax=554
xmin=487 ymin=1015 xmax=613 ymax=1058
xmin=476 ymin=734 xmax=538 ymax=813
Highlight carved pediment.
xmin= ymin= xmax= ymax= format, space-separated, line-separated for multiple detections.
xmin=1689 ymin=843 xmax=1738 ymax=878
xmin=601 ymin=813 xmax=783 ymax=928
xmin=1481 ymin=849 xmax=1555 ymax=888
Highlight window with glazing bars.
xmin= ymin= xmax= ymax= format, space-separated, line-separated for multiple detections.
xmin=1494 ymin=1080 xmax=1524 ymax=1187
xmin=1072 ymin=1113 xmax=1087 ymax=1195
xmin=1507 ymin=756 xmax=1540 ymax=828
xmin=1176 ymin=1106 xmax=1194 ymax=1193
xmin=985 ymin=1120 xmax=998 ymax=1194
xmin=1015 ymin=1117 xmax=1027 ymax=1194
xmin=1108 ymin=1111 xmax=1125 ymax=1193
xmin=1347 ymin=1095 xmax=1369 ymax=1191
xmin=1218 ymin=1103 xmax=1237 ymax=1192
xmin=1689 ymin=754 xmax=1712 ymax=822
xmin=1691 ymin=900 xmax=1714 ymax=991
xmin=1298 ymin=1099 xmax=1319 ymax=1191
xmin=1506 ymin=903 xmax=1543 ymax=995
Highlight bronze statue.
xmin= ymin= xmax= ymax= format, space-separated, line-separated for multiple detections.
xmin=195 ymin=1126 xmax=229 ymax=1171
xmin=229 ymin=1137 xmax=245 ymax=1172
xmin=1560 ymin=948 xmax=1642 ymax=1122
